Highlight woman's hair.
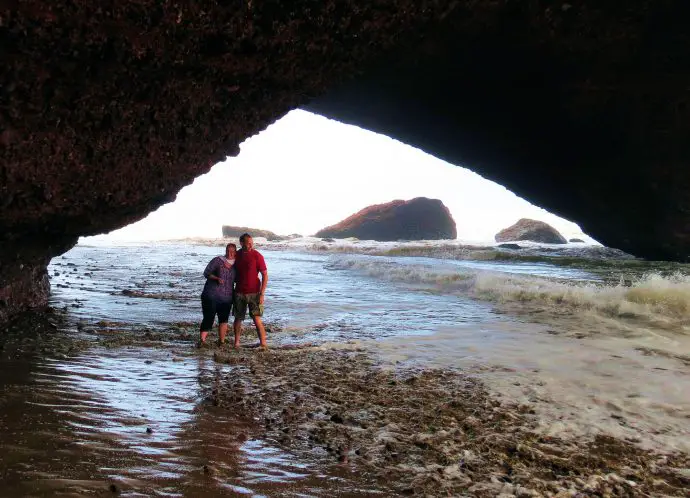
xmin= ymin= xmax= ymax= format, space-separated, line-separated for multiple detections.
xmin=226 ymin=243 xmax=237 ymax=251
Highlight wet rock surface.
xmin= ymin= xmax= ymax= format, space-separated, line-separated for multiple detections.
xmin=316 ymin=197 xmax=457 ymax=241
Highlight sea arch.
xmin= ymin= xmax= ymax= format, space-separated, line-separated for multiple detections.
xmin=1 ymin=1 xmax=689 ymax=322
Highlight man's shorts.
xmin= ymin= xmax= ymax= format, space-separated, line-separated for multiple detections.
xmin=233 ymin=292 xmax=264 ymax=320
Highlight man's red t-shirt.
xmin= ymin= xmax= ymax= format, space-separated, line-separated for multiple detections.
xmin=234 ymin=249 xmax=267 ymax=294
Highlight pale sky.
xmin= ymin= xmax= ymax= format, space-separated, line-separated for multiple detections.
xmin=93 ymin=109 xmax=593 ymax=244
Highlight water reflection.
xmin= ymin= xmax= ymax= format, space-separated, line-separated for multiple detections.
xmin=0 ymin=345 xmax=364 ymax=496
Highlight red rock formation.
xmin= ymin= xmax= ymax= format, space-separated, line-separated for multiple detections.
xmin=316 ymin=198 xmax=457 ymax=241
xmin=495 ymin=219 xmax=567 ymax=245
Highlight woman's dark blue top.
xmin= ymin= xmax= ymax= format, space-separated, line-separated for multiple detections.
xmin=201 ymin=256 xmax=235 ymax=303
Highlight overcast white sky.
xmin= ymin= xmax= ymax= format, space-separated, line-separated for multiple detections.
xmin=94 ymin=109 xmax=592 ymax=244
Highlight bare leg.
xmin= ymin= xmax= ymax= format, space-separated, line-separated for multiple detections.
xmin=218 ymin=322 xmax=228 ymax=345
xmin=233 ymin=318 xmax=243 ymax=349
xmin=199 ymin=330 xmax=209 ymax=346
xmin=252 ymin=316 xmax=267 ymax=348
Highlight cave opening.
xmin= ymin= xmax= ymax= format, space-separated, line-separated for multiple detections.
xmin=90 ymin=109 xmax=589 ymax=245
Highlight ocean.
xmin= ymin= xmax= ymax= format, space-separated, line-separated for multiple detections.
xmin=0 ymin=238 xmax=688 ymax=495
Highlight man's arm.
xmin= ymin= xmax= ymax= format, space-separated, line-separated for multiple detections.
xmin=259 ymin=270 xmax=268 ymax=304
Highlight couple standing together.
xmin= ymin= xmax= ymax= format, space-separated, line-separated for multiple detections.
xmin=199 ymin=233 xmax=268 ymax=349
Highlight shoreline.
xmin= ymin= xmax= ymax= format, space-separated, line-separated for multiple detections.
xmin=369 ymin=322 xmax=690 ymax=455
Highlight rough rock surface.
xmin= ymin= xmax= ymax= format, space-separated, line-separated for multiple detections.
xmin=2 ymin=1 xmax=690 ymax=321
xmin=221 ymin=226 xmax=284 ymax=241
xmin=496 ymin=219 xmax=567 ymax=245
xmin=315 ymin=197 xmax=456 ymax=241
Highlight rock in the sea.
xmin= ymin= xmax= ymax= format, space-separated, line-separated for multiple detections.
xmin=495 ymin=219 xmax=567 ymax=244
xmin=569 ymin=238 xmax=585 ymax=243
xmin=222 ymin=226 xmax=285 ymax=241
xmin=315 ymin=198 xmax=457 ymax=241
xmin=497 ymin=243 xmax=522 ymax=250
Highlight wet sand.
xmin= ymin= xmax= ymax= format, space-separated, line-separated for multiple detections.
xmin=0 ymin=314 xmax=376 ymax=496
xmin=213 ymin=345 xmax=689 ymax=496
xmin=372 ymin=320 xmax=690 ymax=455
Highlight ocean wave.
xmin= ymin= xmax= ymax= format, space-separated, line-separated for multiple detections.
xmin=328 ymin=257 xmax=690 ymax=332
xmin=474 ymin=272 xmax=690 ymax=322
xmin=260 ymin=238 xmax=654 ymax=268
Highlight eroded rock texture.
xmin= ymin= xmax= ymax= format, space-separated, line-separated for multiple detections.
xmin=1 ymin=1 xmax=690 ymax=321
xmin=315 ymin=197 xmax=457 ymax=241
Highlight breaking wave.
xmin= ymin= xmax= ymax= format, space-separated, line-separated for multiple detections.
xmin=328 ymin=256 xmax=690 ymax=332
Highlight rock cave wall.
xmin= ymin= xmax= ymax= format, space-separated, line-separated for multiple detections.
xmin=2 ymin=1 xmax=689 ymax=322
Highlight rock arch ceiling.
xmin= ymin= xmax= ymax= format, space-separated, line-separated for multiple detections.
xmin=1 ymin=1 xmax=689 ymax=321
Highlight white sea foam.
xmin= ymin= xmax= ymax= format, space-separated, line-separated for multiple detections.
xmin=328 ymin=256 xmax=690 ymax=333
xmin=475 ymin=271 xmax=690 ymax=320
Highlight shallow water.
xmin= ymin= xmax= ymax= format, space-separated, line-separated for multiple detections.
xmin=50 ymin=245 xmax=516 ymax=344
xmin=1 ymin=240 xmax=688 ymax=495
xmin=0 ymin=342 xmax=376 ymax=496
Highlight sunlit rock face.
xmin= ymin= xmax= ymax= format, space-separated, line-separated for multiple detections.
xmin=2 ymin=1 xmax=690 ymax=321
xmin=315 ymin=197 xmax=457 ymax=241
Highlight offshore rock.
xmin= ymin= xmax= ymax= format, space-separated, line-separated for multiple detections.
xmin=315 ymin=198 xmax=456 ymax=241
xmin=222 ymin=226 xmax=284 ymax=242
xmin=495 ymin=219 xmax=567 ymax=245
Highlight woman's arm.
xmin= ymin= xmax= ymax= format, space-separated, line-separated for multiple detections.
xmin=203 ymin=257 xmax=223 ymax=283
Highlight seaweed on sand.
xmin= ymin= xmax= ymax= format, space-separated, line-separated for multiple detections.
xmin=212 ymin=348 xmax=689 ymax=496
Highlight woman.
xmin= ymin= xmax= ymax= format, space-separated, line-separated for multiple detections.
xmin=199 ymin=243 xmax=236 ymax=346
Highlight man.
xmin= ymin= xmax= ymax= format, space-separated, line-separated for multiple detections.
xmin=233 ymin=233 xmax=268 ymax=349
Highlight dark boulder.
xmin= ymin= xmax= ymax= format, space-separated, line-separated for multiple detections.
xmin=315 ymin=198 xmax=456 ymax=241
xmin=495 ymin=219 xmax=567 ymax=244
xmin=569 ymin=238 xmax=585 ymax=243
xmin=222 ymin=226 xmax=285 ymax=242
xmin=497 ymin=243 xmax=522 ymax=250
